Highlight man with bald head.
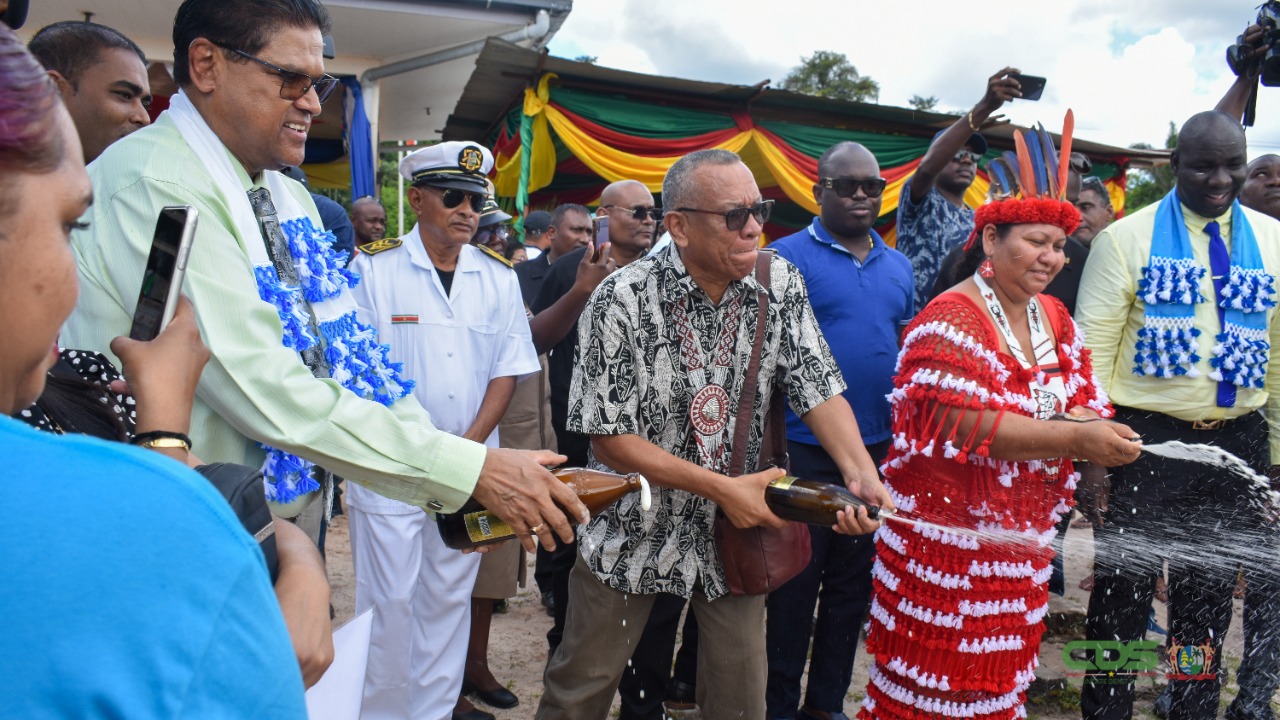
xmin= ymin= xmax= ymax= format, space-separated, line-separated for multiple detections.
xmin=1242 ymin=154 xmax=1280 ymax=222
xmin=764 ymin=142 xmax=911 ymax=720
xmin=349 ymin=196 xmax=387 ymax=250
xmin=1077 ymin=111 xmax=1280 ymax=720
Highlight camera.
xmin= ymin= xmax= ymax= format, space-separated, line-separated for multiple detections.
xmin=1 ymin=0 xmax=29 ymax=30
xmin=1228 ymin=1 xmax=1280 ymax=86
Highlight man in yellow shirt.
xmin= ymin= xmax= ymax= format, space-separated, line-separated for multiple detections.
xmin=1076 ymin=111 xmax=1280 ymax=720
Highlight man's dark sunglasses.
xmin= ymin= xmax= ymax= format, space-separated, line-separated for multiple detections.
xmin=675 ymin=200 xmax=774 ymax=231
xmin=602 ymin=204 xmax=663 ymax=222
xmin=1081 ymin=176 xmax=1107 ymax=194
xmin=215 ymin=42 xmax=340 ymax=103
xmin=952 ymin=150 xmax=982 ymax=165
xmin=422 ymin=186 xmax=486 ymax=213
xmin=820 ymin=177 xmax=888 ymax=198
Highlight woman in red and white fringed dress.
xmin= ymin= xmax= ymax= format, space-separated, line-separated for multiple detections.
xmin=857 ymin=196 xmax=1143 ymax=720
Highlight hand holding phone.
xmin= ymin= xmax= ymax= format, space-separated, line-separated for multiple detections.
xmin=129 ymin=206 xmax=198 ymax=341
xmin=1009 ymin=73 xmax=1047 ymax=101
xmin=592 ymin=214 xmax=610 ymax=250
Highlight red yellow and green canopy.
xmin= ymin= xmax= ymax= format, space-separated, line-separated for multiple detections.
xmin=491 ymin=74 xmax=1126 ymax=245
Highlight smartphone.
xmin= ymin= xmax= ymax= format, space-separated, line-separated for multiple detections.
xmin=128 ymin=206 xmax=198 ymax=341
xmin=592 ymin=214 xmax=610 ymax=249
xmin=1010 ymin=73 xmax=1046 ymax=101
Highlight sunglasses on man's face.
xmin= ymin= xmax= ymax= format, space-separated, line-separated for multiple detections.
xmin=422 ymin=186 xmax=486 ymax=213
xmin=602 ymin=204 xmax=663 ymax=222
xmin=952 ymin=150 xmax=982 ymax=165
xmin=819 ymin=177 xmax=888 ymax=198
xmin=675 ymin=200 xmax=774 ymax=232
xmin=215 ymin=42 xmax=340 ymax=103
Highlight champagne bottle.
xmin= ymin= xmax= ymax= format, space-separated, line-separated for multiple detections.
xmin=764 ymin=475 xmax=889 ymax=525
xmin=437 ymin=467 xmax=652 ymax=550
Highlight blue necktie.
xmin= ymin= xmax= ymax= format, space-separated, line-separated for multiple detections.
xmin=1205 ymin=220 xmax=1236 ymax=408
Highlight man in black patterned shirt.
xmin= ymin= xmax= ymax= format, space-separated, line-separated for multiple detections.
xmin=535 ymin=149 xmax=892 ymax=720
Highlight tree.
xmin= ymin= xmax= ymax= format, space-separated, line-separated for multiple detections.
xmin=1125 ymin=122 xmax=1177 ymax=214
xmin=781 ymin=50 xmax=879 ymax=103
xmin=908 ymin=95 xmax=939 ymax=112
xmin=573 ymin=55 xmax=598 ymax=65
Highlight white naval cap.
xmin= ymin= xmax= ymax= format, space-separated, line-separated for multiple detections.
xmin=399 ymin=141 xmax=495 ymax=192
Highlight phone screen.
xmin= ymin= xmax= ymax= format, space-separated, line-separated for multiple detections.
xmin=129 ymin=207 xmax=196 ymax=341
xmin=593 ymin=214 xmax=610 ymax=249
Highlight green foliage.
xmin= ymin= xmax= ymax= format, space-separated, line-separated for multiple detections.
xmin=909 ymin=94 xmax=939 ymax=112
xmin=1125 ymin=122 xmax=1178 ymax=214
xmin=378 ymin=152 xmax=416 ymax=236
xmin=781 ymin=50 xmax=879 ymax=103
xmin=573 ymin=55 xmax=598 ymax=65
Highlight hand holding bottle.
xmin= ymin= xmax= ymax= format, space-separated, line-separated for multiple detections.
xmin=716 ymin=466 xmax=789 ymax=530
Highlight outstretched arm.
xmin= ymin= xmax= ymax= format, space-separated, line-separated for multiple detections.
xmin=910 ymin=67 xmax=1021 ymax=202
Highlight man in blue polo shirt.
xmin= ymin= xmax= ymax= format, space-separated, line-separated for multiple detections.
xmin=766 ymin=141 xmax=913 ymax=720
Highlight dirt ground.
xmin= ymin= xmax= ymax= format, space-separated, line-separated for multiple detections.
xmin=325 ymin=493 xmax=1278 ymax=719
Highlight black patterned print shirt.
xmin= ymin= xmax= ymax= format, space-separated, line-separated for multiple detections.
xmin=568 ymin=246 xmax=846 ymax=599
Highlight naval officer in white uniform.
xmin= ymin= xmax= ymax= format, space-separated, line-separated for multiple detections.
xmin=348 ymin=141 xmax=539 ymax=720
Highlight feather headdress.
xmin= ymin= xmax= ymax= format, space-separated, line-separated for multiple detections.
xmin=965 ymin=110 xmax=1080 ymax=249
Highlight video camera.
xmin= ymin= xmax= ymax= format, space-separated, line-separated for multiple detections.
xmin=1228 ymin=1 xmax=1280 ymax=86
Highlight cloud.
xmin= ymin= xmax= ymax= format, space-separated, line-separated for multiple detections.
xmin=549 ymin=0 xmax=1280 ymax=155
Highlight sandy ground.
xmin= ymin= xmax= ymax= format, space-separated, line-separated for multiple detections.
xmin=326 ymin=494 xmax=1278 ymax=719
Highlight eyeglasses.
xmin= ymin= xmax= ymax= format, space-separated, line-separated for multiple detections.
xmin=477 ymin=226 xmax=510 ymax=241
xmin=215 ymin=42 xmax=340 ymax=103
xmin=952 ymin=150 xmax=982 ymax=165
xmin=422 ymin=186 xmax=486 ymax=212
xmin=674 ymin=200 xmax=774 ymax=231
xmin=601 ymin=204 xmax=663 ymax=222
xmin=1069 ymin=152 xmax=1093 ymax=174
xmin=819 ymin=177 xmax=888 ymax=198
xmin=1081 ymin=176 xmax=1107 ymax=195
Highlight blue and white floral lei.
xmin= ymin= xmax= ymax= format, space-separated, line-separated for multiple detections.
xmin=1135 ymin=191 xmax=1276 ymax=388
xmin=253 ymin=218 xmax=414 ymax=503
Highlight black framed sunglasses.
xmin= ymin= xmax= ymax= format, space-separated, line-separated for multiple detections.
xmin=1081 ymin=176 xmax=1107 ymax=194
xmin=423 ymin=186 xmax=486 ymax=212
xmin=675 ymin=200 xmax=773 ymax=231
xmin=819 ymin=177 xmax=888 ymax=198
xmin=601 ymin=204 xmax=663 ymax=222
xmin=214 ymin=42 xmax=340 ymax=103
xmin=952 ymin=150 xmax=982 ymax=165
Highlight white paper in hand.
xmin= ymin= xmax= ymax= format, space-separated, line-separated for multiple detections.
xmin=305 ymin=608 xmax=374 ymax=720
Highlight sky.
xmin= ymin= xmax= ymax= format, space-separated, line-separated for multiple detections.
xmin=547 ymin=0 xmax=1280 ymax=158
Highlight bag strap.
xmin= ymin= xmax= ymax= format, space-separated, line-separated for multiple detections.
xmin=728 ymin=249 xmax=774 ymax=477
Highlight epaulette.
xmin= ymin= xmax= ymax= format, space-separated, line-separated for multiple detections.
xmin=476 ymin=243 xmax=513 ymax=268
xmin=358 ymin=237 xmax=403 ymax=256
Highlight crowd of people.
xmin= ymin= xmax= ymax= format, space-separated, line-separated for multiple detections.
xmin=2 ymin=1 xmax=1279 ymax=720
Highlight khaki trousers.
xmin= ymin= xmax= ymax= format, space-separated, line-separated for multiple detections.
xmin=536 ymin=552 xmax=767 ymax=720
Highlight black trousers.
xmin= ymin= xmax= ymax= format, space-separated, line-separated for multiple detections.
xmin=765 ymin=439 xmax=888 ymax=718
xmin=1082 ymin=407 xmax=1279 ymax=720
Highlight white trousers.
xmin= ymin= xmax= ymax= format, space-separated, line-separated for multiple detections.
xmin=349 ymin=506 xmax=481 ymax=720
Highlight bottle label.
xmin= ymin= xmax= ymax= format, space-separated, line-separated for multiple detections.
xmin=463 ymin=511 xmax=515 ymax=543
xmin=769 ymin=475 xmax=798 ymax=490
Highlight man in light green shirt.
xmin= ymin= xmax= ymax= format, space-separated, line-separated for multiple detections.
xmin=1075 ymin=111 xmax=1280 ymax=720
xmin=63 ymin=0 xmax=584 ymax=553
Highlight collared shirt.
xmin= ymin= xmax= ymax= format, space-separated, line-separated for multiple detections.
xmin=348 ymin=227 xmax=539 ymax=513
xmin=64 ymin=114 xmax=487 ymax=514
xmin=568 ymin=246 xmax=846 ymax=599
xmin=771 ymin=218 xmax=914 ymax=445
xmin=895 ymin=176 xmax=976 ymax=311
xmin=1076 ymin=199 xmax=1280 ymax=463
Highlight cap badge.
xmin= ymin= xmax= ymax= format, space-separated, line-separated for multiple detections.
xmin=458 ymin=146 xmax=484 ymax=173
